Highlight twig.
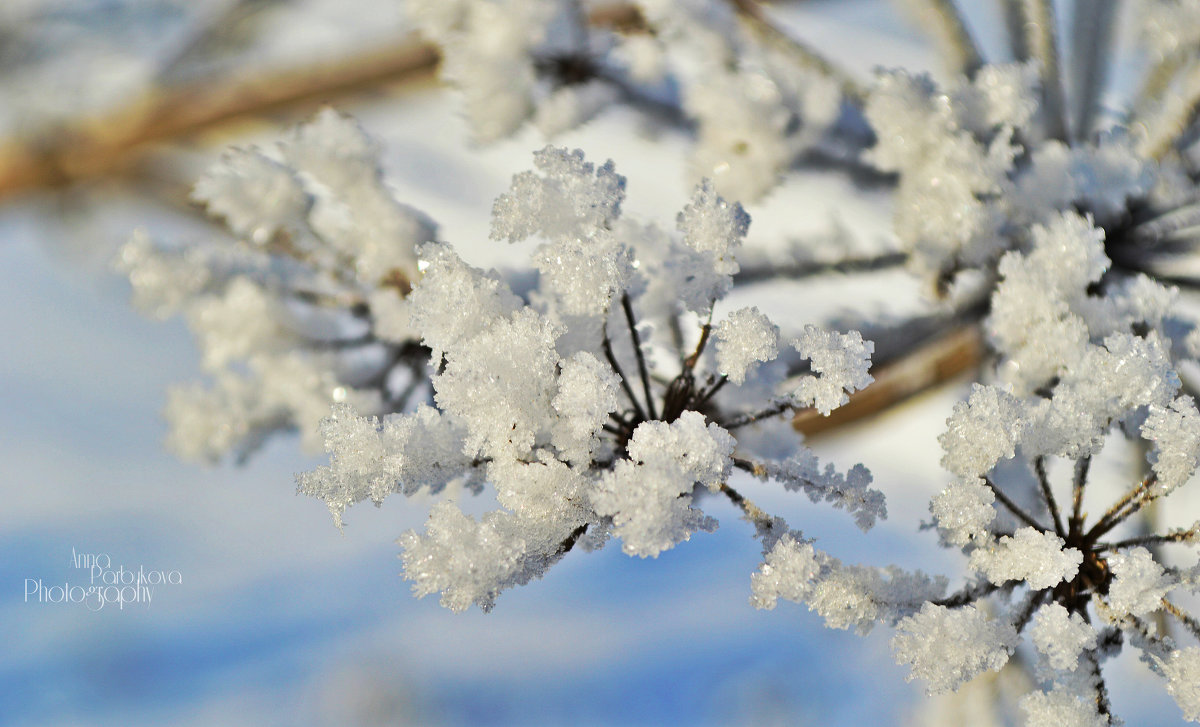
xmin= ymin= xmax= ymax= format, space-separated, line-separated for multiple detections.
xmin=622 ymin=293 xmax=657 ymax=420
xmin=1035 ymin=456 xmax=1066 ymax=538
xmin=726 ymin=0 xmax=867 ymax=102
xmin=733 ymin=251 xmax=907 ymax=285
xmin=985 ymin=476 xmax=1047 ymax=531
xmin=1022 ymin=0 xmax=1069 ymax=142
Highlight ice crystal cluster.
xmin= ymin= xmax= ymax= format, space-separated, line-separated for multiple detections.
xmin=298 ymin=145 xmax=883 ymax=611
xmin=863 ymin=0 xmax=1200 ymax=307
xmin=116 ymin=1 xmax=1200 ymax=724
xmin=117 ymin=109 xmax=436 ymax=461
xmin=407 ymin=0 xmax=847 ymax=201
xmin=899 ymin=212 xmax=1200 ymax=721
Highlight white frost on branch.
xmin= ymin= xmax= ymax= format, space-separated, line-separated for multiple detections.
xmin=891 ymin=603 xmax=1018 ymax=695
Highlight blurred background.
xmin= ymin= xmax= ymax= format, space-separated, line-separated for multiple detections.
xmin=0 ymin=1 xmax=1193 ymax=725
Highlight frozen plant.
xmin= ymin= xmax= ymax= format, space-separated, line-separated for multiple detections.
xmin=116 ymin=109 xmax=436 ymax=462
xmin=298 ymin=146 xmax=885 ymax=611
xmin=867 ymin=0 xmax=1200 ymax=309
xmin=755 ymin=211 xmax=1200 ymax=725
xmin=407 ymin=0 xmax=859 ymax=201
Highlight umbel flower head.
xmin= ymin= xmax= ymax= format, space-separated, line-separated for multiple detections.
xmin=407 ymin=0 xmax=849 ymax=201
xmin=867 ymin=0 xmax=1200 ymax=307
xmin=116 ymin=109 xmax=436 ymax=462
xmin=298 ymin=146 xmax=884 ymax=612
xmin=754 ymin=210 xmax=1200 ymax=724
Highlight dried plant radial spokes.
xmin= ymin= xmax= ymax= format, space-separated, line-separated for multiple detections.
xmin=298 ymin=146 xmax=885 ymax=613
xmin=117 ymin=110 xmax=438 ymax=463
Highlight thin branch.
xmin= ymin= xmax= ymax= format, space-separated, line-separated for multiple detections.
xmin=903 ymin=0 xmax=985 ymax=79
xmin=1069 ymin=0 xmax=1118 ymax=142
xmin=696 ymin=375 xmax=729 ymax=406
xmin=1162 ymin=599 xmax=1200 ymax=640
xmin=0 ymin=37 xmax=440 ymax=198
xmin=622 ymin=293 xmax=657 ymax=421
xmin=684 ymin=311 xmax=714 ymax=371
xmin=1034 ymin=456 xmax=1066 ymax=538
xmin=933 ymin=579 xmax=1002 ymax=608
xmin=998 ymin=0 xmax=1028 ymax=61
xmin=1022 ymin=0 xmax=1069 ymax=142
xmin=1099 ymin=523 xmax=1199 ymax=551
xmin=985 ymin=476 xmax=1047 ymax=531
xmin=1086 ymin=474 xmax=1158 ymax=541
xmin=1071 ymin=455 xmax=1090 ymax=537
xmin=1014 ymin=588 xmax=1049 ymax=634
xmin=724 ymin=398 xmax=795 ymax=430
xmin=726 ymin=0 xmax=868 ymax=102
xmin=718 ymin=480 xmax=779 ymax=532
xmin=733 ymin=251 xmax=908 ymax=285
xmin=1084 ymin=650 xmax=1114 ymax=724
xmin=603 ymin=328 xmax=648 ymax=423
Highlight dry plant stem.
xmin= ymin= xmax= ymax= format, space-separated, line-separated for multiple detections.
xmin=1034 ymin=456 xmax=1066 ymax=537
xmin=1162 ymin=598 xmax=1200 ymax=640
xmin=933 ymin=579 xmax=1004 ymax=608
xmin=0 ymin=38 xmax=440 ymax=199
xmin=602 ymin=329 xmax=648 ymax=424
xmin=1139 ymin=63 xmax=1200 ymax=160
xmin=1099 ymin=524 xmax=1199 ymax=550
xmin=1071 ymin=455 xmax=1090 ymax=535
xmin=718 ymin=477 xmax=778 ymax=532
xmin=0 ymin=3 xmax=646 ymax=201
xmin=912 ymin=0 xmax=985 ymax=79
xmin=998 ymin=0 xmax=1029 ymax=61
xmin=1069 ymin=0 xmax=1117 ymax=142
xmin=726 ymin=0 xmax=867 ymax=102
xmin=733 ymin=251 xmax=907 ymax=284
xmin=622 ymin=293 xmax=658 ymax=420
xmin=1134 ymin=51 xmax=1187 ymax=115
xmin=1085 ymin=650 xmax=1114 ymax=723
xmin=984 ymin=476 xmax=1047 ymax=531
xmin=1022 ymin=0 xmax=1069 ymax=142
xmin=1086 ymin=474 xmax=1158 ymax=541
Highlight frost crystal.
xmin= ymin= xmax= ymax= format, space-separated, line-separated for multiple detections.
xmin=1018 ymin=686 xmax=1109 ymax=727
xmin=968 ymin=528 xmax=1082 ymax=591
xmin=892 ymin=604 xmax=1018 ymax=695
xmin=1030 ymin=604 xmax=1097 ymax=674
xmin=939 ymin=385 xmax=1026 ymax=479
xmin=1142 ymin=396 xmax=1200 ymax=496
xmin=1162 ymin=647 xmax=1200 ymax=722
xmin=591 ymin=412 xmax=732 ymax=557
xmin=789 ymin=325 xmax=874 ymax=415
xmin=930 ymin=477 xmax=995 ymax=547
xmin=1106 ymin=547 xmax=1176 ymax=619
xmin=714 ymin=307 xmax=779 ymax=385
